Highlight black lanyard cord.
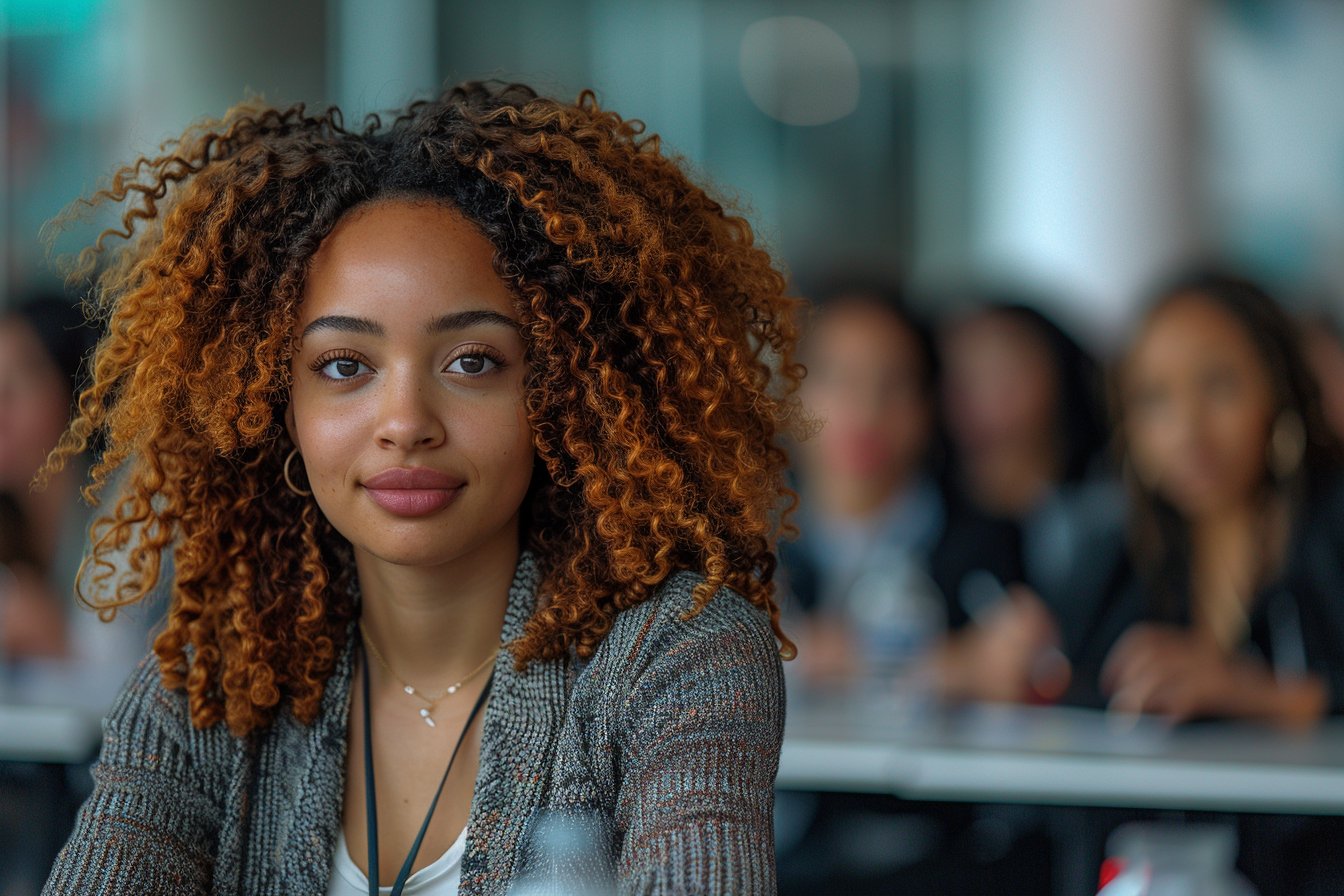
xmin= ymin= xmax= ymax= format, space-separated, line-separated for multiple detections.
xmin=359 ymin=638 xmax=495 ymax=896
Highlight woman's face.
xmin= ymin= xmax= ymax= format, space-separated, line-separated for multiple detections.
xmin=941 ymin=313 xmax=1058 ymax=462
xmin=1123 ymin=294 xmax=1277 ymax=519
xmin=287 ymin=200 xmax=535 ymax=570
xmin=0 ymin=319 xmax=72 ymax=491
xmin=799 ymin=301 xmax=934 ymax=511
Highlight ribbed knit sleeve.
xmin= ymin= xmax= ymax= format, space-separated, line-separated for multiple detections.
xmin=611 ymin=575 xmax=785 ymax=895
xmin=42 ymin=656 xmax=220 ymax=896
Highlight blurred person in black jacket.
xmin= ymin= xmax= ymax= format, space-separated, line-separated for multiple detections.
xmin=1066 ymin=272 xmax=1344 ymax=726
xmin=909 ymin=298 xmax=1120 ymax=707
xmin=776 ymin=285 xmax=1054 ymax=895
xmin=0 ymin=295 xmax=96 ymax=662
xmin=1050 ymin=273 xmax=1344 ymax=896
xmin=0 ymin=295 xmax=161 ymax=685
xmin=779 ymin=285 xmax=1025 ymax=686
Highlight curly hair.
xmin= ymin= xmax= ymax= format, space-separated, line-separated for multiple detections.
xmin=42 ymin=82 xmax=805 ymax=735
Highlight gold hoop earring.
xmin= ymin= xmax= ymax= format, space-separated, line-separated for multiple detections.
xmin=1268 ymin=409 xmax=1306 ymax=480
xmin=283 ymin=448 xmax=313 ymax=497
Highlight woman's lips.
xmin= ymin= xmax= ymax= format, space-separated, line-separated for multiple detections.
xmin=362 ymin=468 xmax=464 ymax=517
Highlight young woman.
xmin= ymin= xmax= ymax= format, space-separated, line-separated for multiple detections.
xmin=1069 ymin=272 xmax=1344 ymax=726
xmin=778 ymin=286 xmax=1023 ymax=685
xmin=41 ymin=81 xmax=802 ymax=895
xmin=0 ymin=297 xmax=97 ymax=662
xmin=934 ymin=300 xmax=1120 ymax=703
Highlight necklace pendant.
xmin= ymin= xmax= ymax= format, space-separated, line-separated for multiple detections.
xmin=419 ymin=708 xmax=436 ymax=728
xmin=446 ymin=684 xmax=458 ymax=695
xmin=403 ymin=685 xmax=416 ymax=696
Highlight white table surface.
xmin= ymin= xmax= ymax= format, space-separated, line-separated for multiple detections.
xmin=0 ymin=660 xmax=131 ymax=765
xmin=10 ymin=676 xmax=1344 ymax=815
xmin=0 ymin=703 xmax=101 ymax=765
xmin=778 ymin=686 xmax=1344 ymax=815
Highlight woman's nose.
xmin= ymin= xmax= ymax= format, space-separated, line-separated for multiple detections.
xmin=373 ymin=369 xmax=446 ymax=450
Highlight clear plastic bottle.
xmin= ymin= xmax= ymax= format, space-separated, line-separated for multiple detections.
xmin=843 ymin=547 xmax=945 ymax=696
xmin=1096 ymin=822 xmax=1260 ymax=896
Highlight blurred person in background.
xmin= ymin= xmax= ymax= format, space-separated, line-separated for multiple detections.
xmin=1067 ymin=271 xmax=1344 ymax=726
xmin=0 ymin=490 xmax=64 ymax=659
xmin=1299 ymin=311 xmax=1344 ymax=445
xmin=0 ymin=295 xmax=158 ymax=692
xmin=0 ymin=490 xmax=68 ymax=896
xmin=776 ymin=285 xmax=1054 ymax=895
xmin=932 ymin=299 xmax=1120 ymax=703
xmin=779 ymin=285 xmax=1022 ymax=685
xmin=0 ymin=296 xmax=91 ymax=654
xmin=1053 ymin=271 xmax=1344 ymax=896
xmin=0 ymin=298 xmax=120 ymax=896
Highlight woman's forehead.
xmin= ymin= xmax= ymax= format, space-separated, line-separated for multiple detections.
xmin=297 ymin=200 xmax=517 ymax=329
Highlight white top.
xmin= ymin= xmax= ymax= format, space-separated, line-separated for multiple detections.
xmin=326 ymin=825 xmax=467 ymax=896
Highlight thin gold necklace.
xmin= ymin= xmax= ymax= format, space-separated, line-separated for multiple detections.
xmin=358 ymin=621 xmax=499 ymax=728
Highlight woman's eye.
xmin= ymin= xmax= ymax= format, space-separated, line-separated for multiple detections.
xmin=447 ymin=352 xmax=499 ymax=376
xmin=319 ymin=357 xmax=370 ymax=380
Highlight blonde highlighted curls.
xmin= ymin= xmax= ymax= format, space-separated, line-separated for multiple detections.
xmin=44 ymin=82 xmax=805 ymax=736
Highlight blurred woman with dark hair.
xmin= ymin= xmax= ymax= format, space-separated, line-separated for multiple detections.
xmin=942 ymin=302 xmax=1110 ymax=517
xmin=1070 ymin=271 xmax=1344 ymax=725
xmin=1048 ymin=272 xmax=1344 ymax=896
xmin=940 ymin=299 xmax=1120 ymax=602
xmin=779 ymin=284 xmax=1022 ymax=684
xmin=776 ymin=285 xmax=1047 ymax=894
xmin=931 ymin=298 xmax=1120 ymax=704
xmin=0 ymin=296 xmax=95 ymax=614
xmin=0 ymin=294 xmax=159 ymax=682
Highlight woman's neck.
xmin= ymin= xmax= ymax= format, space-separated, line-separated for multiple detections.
xmin=354 ymin=527 xmax=519 ymax=689
xmin=1189 ymin=496 xmax=1288 ymax=575
xmin=1188 ymin=495 xmax=1287 ymax=649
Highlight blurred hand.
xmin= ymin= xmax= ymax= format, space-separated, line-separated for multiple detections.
xmin=0 ymin=564 xmax=68 ymax=658
xmin=932 ymin=586 xmax=1069 ymax=703
xmin=1101 ymin=624 xmax=1325 ymax=728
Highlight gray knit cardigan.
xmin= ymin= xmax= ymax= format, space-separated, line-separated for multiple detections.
xmin=42 ymin=549 xmax=785 ymax=895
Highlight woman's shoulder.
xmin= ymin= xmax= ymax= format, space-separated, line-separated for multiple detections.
xmin=565 ymin=567 xmax=785 ymax=747
xmin=99 ymin=650 xmax=241 ymax=779
xmin=105 ymin=651 xmax=192 ymax=737
xmin=600 ymin=569 xmax=778 ymax=663
xmin=567 ymin=569 xmax=784 ymax=727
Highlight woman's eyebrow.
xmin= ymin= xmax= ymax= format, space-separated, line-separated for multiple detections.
xmin=426 ymin=309 xmax=520 ymax=333
xmin=298 ymin=309 xmax=518 ymax=341
xmin=300 ymin=315 xmax=382 ymax=339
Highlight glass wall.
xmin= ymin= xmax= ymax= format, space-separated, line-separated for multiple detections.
xmin=3 ymin=0 xmax=1343 ymax=330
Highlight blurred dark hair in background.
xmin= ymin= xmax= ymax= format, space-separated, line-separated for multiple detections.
xmin=2 ymin=294 xmax=97 ymax=399
xmin=950 ymin=298 xmax=1110 ymax=486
